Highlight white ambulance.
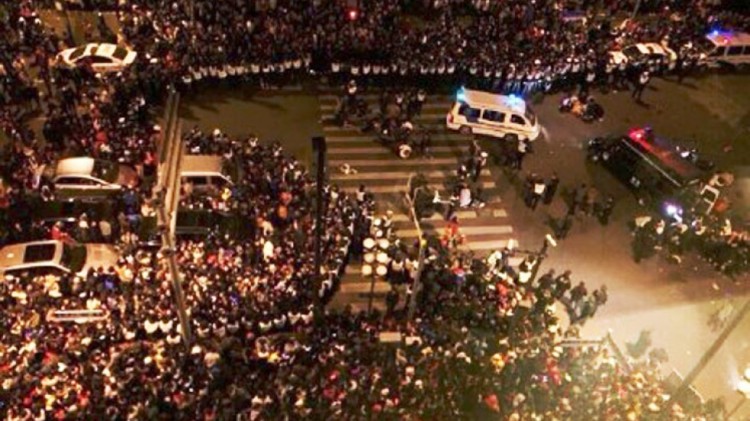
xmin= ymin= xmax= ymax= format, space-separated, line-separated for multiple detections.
xmin=446 ymin=88 xmax=541 ymax=142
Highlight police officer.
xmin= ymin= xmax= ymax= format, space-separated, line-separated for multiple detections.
xmin=504 ymin=63 xmax=516 ymax=94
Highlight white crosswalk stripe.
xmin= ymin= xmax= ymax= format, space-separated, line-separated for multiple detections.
xmin=321 ymin=92 xmax=521 ymax=310
xmin=320 ymin=111 xmax=448 ymax=121
xmin=323 ymin=123 xmax=448 ymax=132
xmin=319 ymin=102 xmax=449 ymax=112
xmin=330 ymin=169 xmax=490 ymax=181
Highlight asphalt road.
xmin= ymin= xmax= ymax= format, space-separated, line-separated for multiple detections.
xmin=180 ymin=73 xmax=750 ymax=415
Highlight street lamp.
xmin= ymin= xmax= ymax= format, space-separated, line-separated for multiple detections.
xmin=727 ymin=366 xmax=750 ymax=419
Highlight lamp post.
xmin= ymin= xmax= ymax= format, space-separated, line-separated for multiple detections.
xmin=404 ymin=173 xmax=427 ymax=321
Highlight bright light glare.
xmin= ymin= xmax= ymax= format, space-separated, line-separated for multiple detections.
xmin=665 ymin=203 xmax=681 ymax=217
xmin=457 ymin=87 xmax=466 ymax=102
xmin=738 ymin=378 xmax=750 ymax=398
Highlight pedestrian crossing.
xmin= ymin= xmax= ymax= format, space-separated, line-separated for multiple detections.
xmin=320 ymin=90 xmax=519 ymax=311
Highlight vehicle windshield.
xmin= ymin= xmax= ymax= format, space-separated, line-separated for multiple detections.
xmin=622 ymin=46 xmax=642 ymax=61
xmin=112 ymin=48 xmax=129 ymax=61
xmin=696 ymin=37 xmax=717 ymax=55
xmin=68 ymin=46 xmax=87 ymax=61
xmin=525 ymin=106 xmax=537 ymax=126
xmin=60 ymin=244 xmax=87 ymax=273
xmin=92 ymin=160 xmax=119 ymax=183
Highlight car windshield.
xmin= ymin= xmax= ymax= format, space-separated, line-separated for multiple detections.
xmin=112 ymin=48 xmax=129 ymax=61
xmin=525 ymin=106 xmax=537 ymax=126
xmin=60 ymin=244 xmax=87 ymax=273
xmin=92 ymin=160 xmax=119 ymax=183
xmin=68 ymin=46 xmax=87 ymax=61
xmin=23 ymin=244 xmax=56 ymax=263
xmin=622 ymin=46 xmax=642 ymax=60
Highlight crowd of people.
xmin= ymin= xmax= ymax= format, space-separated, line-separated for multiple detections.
xmin=0 ymin=0 xmax=745 ymax=419
xmin=105 ymin=0 xmax=750 ymax=95
xmin=632 ymin=208 xmax=749 ymax=279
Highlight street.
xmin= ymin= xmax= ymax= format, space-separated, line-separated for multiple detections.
xmin=179 ymin=73 xmax=750 ymax=415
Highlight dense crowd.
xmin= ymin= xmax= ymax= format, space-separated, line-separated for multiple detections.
xmin=110 ymin=0 xmax=750 ymax=95
xmin=0 ymin=0 xmax=745 ymax=419
xmin=632 ymin=208 xmax=749 ymax=279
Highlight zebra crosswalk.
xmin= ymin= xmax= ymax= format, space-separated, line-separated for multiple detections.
xmin=320 ymin=91 xmax=520 ymax=311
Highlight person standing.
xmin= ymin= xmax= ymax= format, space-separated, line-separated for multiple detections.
xmin=571 ymin=183 xmax=587 ymax=215
xmin=530 ymin=177 xmax=546 ymax=210
xmin=555 ymin=213 xmax=573 ymax=239
xmin=597 ymin=196 xmax=615 ymax=225
xmin=385 ymin=288 xmax=399 ymax=317
xmin=543 ymin=173 xmax=559 ymax=205
xmin=472 ymin=152 xmax=487 ymax=183
xmin=632 ymin=70 xmax=650 ymax=102
xmin=514 ymin=139 xmax=529 ymax=170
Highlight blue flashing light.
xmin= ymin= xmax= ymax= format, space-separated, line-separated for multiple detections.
xmin=456 ymin=87 xmax=466 ymax=103
xmin=664 ymin=202 xmax=683 ymax=221
xmin=504 ymin=94 xmax=525 ymax=111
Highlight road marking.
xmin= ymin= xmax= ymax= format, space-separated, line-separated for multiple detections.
xmin=492 ymin=209 xmax=508 ymax=218
xmin=329 ymin=158 xmax=457 ymax=167
xmin=323 ymin=123 xmax=447 ymax=132
xmin=390 ymin=210 xmax=478 ymax=222
xmin=330 ymin=168 xmax=489 ymax=181
xmin=338 ymin=281 xmax=392 ymax=294
xmin=338 ymin=181 xmax=496 ymax=194
xmin=328 ymin=145 xmax=465 ymax=155
xmin=400 ymin=225 xmax=513 ymax=237
xmin=319 ymin=102 xmax=450 ymax=112
xmin=457 ymin=239 xmax=510 ymax=251
xmin=319 ymin=93 xmax=453 ymax=102
xmin=322 ymin=133 xmax=469 ymax=143
xmin=320 ymin=111 xmax=447 ymax=120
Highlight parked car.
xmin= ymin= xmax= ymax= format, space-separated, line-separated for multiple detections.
xmin=0 ymin=240 xmax=118 ymax=277
xmin=139 ymin=209 xmax=251 ymax=248
xmin=46 ymin=157 xmax=139 ymax=192
xmin=620 ymin=42 xmax=678 ymax=72
xmin=8 ymin=198 xmax=121 ymax=243
xmin=57 ymin=43 xmax=137 ymax=73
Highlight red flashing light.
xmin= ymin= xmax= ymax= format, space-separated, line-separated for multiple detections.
xmin=347 ymin=8 xmax=358 ymax=21
xmin=629 ymin=128 xmax=646 ymax=142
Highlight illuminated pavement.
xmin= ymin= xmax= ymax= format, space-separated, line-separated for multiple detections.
xmin=179 ymin=73 xmax=750 ymax=416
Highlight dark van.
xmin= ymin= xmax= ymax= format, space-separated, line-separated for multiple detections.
xmin=588 ymin=128 xmax=708 ymax=215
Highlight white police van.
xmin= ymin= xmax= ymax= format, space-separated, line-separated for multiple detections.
xmin=701 ymin=30 xmax=750 ymax=68
xmin=446 ymin=88 xmax=541 ymax=142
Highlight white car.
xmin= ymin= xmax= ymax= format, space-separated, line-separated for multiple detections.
xmin=57 ymin=43 xmax=137 ymax=73
xmin=0 ymin=240 xmax=119 ymax=277
xmin=50 ymin=157 xmax=139 ymax=191
xmin=620 ymin=42 xmax=677 ymax=71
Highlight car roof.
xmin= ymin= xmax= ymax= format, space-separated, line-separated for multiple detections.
xmin=181 ymin=155 xmax=225 ymax=175
xmin=622 ymin=129 xmax=705 ymax=186
xmin=457 ymin=89 xmax=527 ymax=114
xmin=0 ymin=240 xmax=63 ymax=270
xmin=55 ymin=157 xmax=96 ymax=177
xmin=94 ymin=43 xmax=118 ymax=57
xmin=706 ymin=31 xmax=750 ymax=47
